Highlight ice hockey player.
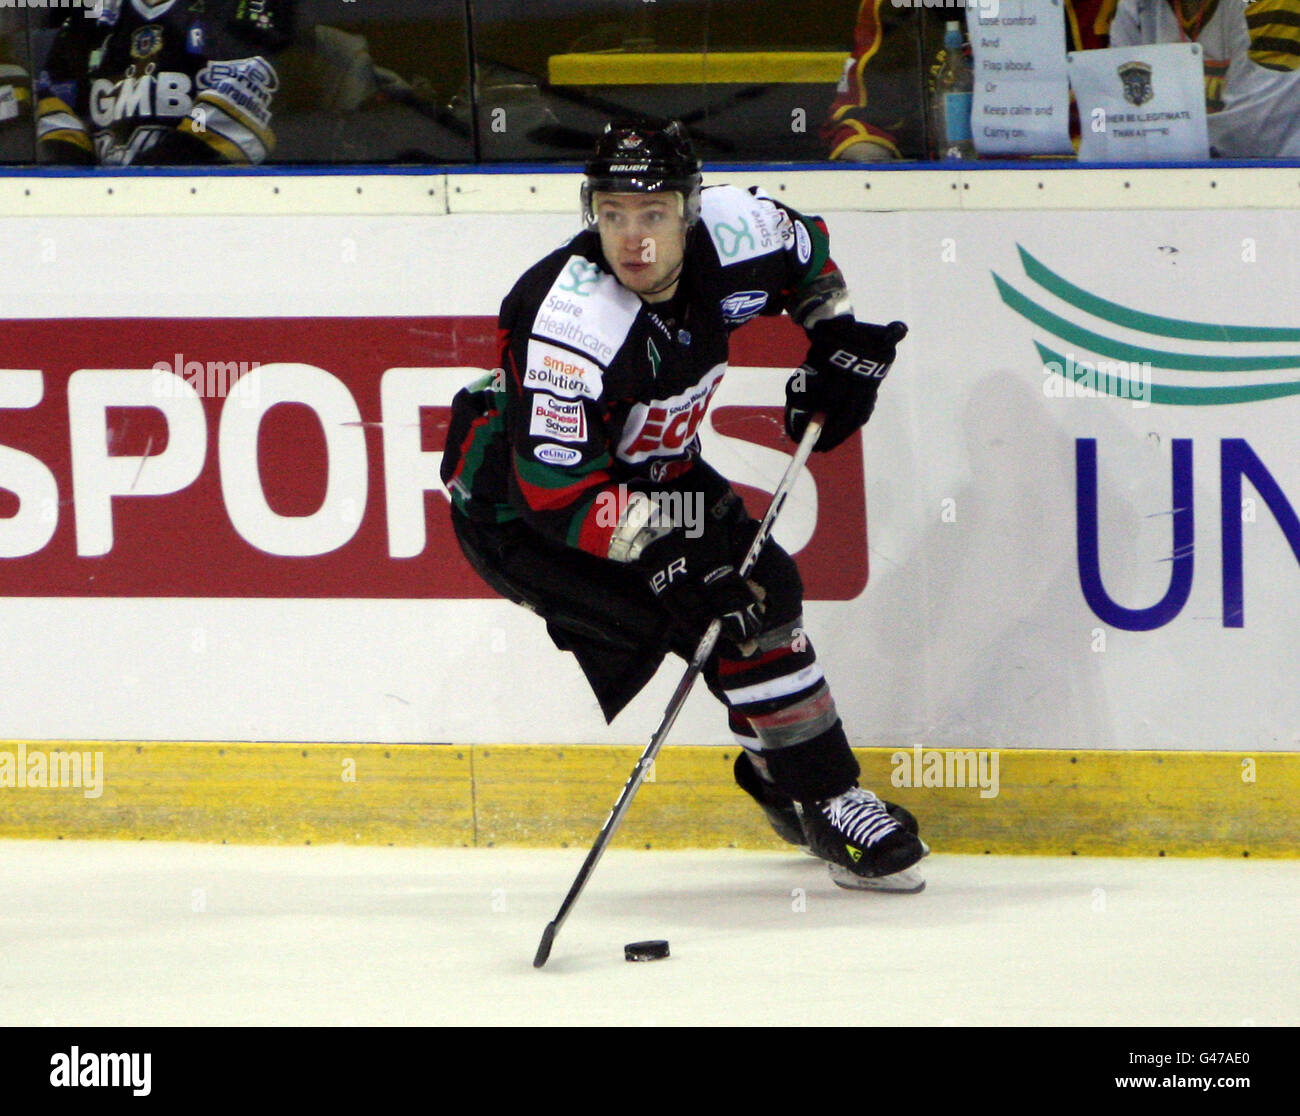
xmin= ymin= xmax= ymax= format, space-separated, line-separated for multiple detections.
xmin=441 ymin=119 xmax=926 ymax=891
xmin=36 ymin=0 xmax=293 ymax=166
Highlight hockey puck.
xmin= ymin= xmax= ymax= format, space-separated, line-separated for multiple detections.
xmin=624 ymin=940 xmax=670 ymax=962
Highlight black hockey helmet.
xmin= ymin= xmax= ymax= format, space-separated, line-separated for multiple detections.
xmin=581 ymin=119 xmax=703 ymax=229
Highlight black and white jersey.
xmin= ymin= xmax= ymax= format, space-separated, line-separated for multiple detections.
xmin=442 ymin=183 xmax=851 ymax=556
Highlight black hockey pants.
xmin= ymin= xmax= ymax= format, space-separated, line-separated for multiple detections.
xmin=450 ymin=493 xmax=859 ymax=801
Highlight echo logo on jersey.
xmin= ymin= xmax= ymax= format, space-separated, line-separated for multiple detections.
xmin=720 ymin=291 xmax=769 ymax=325
xmin=534 ymin=443 xmax=584 ymax=466
xmin=529 ymin=394 xmax=587 ymax=443
xmin=617 ymin=363 xmax=725 ymax=462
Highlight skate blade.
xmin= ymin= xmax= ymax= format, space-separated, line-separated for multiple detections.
xmin=827 ymin=863 xmax=926 ymax=893
xmin=805 ymin=839 xmax=929 ymax=859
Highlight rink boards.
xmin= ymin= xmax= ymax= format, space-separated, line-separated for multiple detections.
xmin=0 ymin=740 xmax=1295 ymax=857
xmin=1 ymin=166 xmax=1298 ymax=853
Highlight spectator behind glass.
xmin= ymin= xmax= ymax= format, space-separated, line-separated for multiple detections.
xmin=824 ymin=0 xmax=1115 ymax=161
xmin=1110 ymin=0 xmax=1300 ymax=156
xmin=1 ymin=8 xmax=33 ymax=163
xmin=37 ymin=0 xmax=295 ymax=166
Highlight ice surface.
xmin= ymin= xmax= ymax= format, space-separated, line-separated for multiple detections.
xmin=1 ymin=840 xmax=1295 ymax=1027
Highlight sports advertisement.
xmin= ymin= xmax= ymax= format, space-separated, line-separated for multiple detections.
xmin=1 ymin=199 xmax=1296 ymax=749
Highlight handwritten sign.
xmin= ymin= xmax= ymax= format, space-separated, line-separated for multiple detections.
xmin=967 ymin=0 xmax=1074 ymax=156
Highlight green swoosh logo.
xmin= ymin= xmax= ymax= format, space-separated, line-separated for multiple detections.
xmin=1035 ymin=342 xmax=1300 ymax=406
xmin=998 ymin=245 xmax=1300 ymax=405
xmin=1016 ymin=245 xmax=1300 ymax=343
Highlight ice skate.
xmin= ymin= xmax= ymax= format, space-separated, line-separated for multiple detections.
xmin=734 ymin=752 xmax=929 ymax=857
xmin=798 ymin=785 xmax=927 ymax=893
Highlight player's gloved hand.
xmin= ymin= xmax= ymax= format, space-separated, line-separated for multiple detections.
xmin=650 ymin=559 xmax=766 ymax=645
xmin=785 ymin=317 xmax=907 ymax=452
xmin=636 ymin=499 xmax=767 ymax=645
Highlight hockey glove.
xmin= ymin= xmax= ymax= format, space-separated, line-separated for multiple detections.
xmin=785 ymin=318 xmax=907 ymax=452
xmin=650 ymin=559 xmax=766 ymax=646
xmin=635 ymin=486 xmax=767 ymax=646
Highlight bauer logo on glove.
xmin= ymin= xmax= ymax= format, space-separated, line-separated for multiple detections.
xmin=785 ymin=318 xmax=907 ymax=452
xmin=827 ymin=349 xmax=889 ymax=378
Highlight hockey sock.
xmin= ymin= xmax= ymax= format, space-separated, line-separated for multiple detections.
xmin=718 ymin=621 xmax=859 ymax=803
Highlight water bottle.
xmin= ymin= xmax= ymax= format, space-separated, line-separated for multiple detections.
xmin=931 ymin=21 xmax=975 ymax=160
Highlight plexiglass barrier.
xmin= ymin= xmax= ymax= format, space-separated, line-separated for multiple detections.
xmin=1 ymin=0 xmax=1297 ymax=168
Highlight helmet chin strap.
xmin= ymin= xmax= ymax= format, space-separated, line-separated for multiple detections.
xmin=638 ymin=257 xmax=684 ymax=298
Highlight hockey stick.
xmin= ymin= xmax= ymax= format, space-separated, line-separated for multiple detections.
xmin=533 ymin=415 xmax=825 ymax=968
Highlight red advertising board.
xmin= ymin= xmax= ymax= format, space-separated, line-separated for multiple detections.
xmin=0 ymin=316 xmax=867 ymax=599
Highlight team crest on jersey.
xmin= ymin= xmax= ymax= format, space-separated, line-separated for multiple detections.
xmin=131 ymin=25 xmax=165 ymax=61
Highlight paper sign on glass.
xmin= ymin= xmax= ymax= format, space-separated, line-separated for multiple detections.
xmin=966 ymin=0 xmax=1074 ymax=156
xmin=1069 ymin=42 xmax=1209 ymax=161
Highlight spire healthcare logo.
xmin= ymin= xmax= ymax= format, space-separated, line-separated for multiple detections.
xmin=994 ymin=244 xmax=1300 ymax=406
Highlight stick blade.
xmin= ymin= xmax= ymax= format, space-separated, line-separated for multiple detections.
xmin=533 ymin=921 xmax=558 ymax=968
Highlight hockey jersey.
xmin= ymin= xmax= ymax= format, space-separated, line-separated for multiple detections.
xmin=442 ymin=184 xmax=847 ymax=558
xmin=36 ymin=0 xmax=293 ymax=165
